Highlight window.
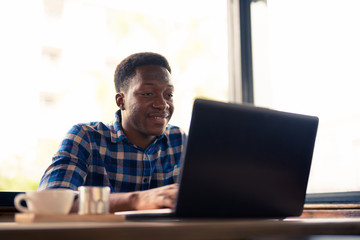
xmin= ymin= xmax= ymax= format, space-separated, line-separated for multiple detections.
xmin=0 ymin=0 xmax=228 ymax=191
xmin=251 ymin=0 xmax=360 ymax=193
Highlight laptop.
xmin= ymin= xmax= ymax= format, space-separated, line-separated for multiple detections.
xmin=118 ymin=98 xmax=319 ymax=220
xmin=0 ymin=192 xmax=22 ymax=214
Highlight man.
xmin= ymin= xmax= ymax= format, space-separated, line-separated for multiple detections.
xmin=39 ymin=52 xmax=186 ymax=212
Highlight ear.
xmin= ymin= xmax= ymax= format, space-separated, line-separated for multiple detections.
xmin=115 ymin=93 xmax=126 ymax=110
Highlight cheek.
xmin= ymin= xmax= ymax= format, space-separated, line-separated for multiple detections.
xmin=128 ymin=102 xmax=141 ymax=115
xmin=168 ymin=102 xmax=174 ymax=114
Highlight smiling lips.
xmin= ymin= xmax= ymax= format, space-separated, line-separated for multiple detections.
xmin=148 ymin=113 xmax=169 ymax=124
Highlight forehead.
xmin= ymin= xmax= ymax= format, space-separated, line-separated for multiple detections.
xmin=132 ymin=65 xmax=173 ymax=86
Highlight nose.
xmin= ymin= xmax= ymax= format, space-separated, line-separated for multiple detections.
xmin=152 ymin=96 xmax=168 ymax=110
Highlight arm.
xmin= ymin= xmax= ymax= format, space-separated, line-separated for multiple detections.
xmin=39 ymin=124 xmax=90 ymax=191
xmin=71 ymin=183 xmax=178 ymax=213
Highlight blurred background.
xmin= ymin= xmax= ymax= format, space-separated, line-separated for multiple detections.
xmin=0 ymin=0 xmax=229 ymax=190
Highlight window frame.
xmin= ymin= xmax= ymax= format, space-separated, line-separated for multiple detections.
xmin=227 ymin=0 xmax=254 ymax=104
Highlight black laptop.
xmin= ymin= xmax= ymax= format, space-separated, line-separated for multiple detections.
xmin=118 ymin=98 xmax=319 ymax=220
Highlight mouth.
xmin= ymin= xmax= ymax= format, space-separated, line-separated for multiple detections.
xmin=148 ymin=113 xmax=170 ymax=124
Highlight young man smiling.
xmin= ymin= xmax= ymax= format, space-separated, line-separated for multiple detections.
xmin=39 ymin=52 xmax=186 ymax=212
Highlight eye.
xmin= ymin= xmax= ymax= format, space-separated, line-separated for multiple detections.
xmin=142 ymin=92 xmax=153 ymax=97
xmin=165 ymin=93 xmax=174 ymax=100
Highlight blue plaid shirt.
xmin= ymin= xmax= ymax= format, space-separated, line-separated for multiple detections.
xmin=38 ymin=110 xmax=186 ymax=192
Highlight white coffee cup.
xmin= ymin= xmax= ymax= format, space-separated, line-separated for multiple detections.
xmin=14 ymin=189 xmax=76 ymax=215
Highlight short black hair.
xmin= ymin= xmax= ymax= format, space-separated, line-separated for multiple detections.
xmin=114 ymin=52 xmax=172 ymax=93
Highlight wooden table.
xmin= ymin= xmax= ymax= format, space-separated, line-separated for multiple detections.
xmin=1 ymin=217 xmax=360 ymax=240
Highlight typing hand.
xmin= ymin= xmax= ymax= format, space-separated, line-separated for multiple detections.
xmin=132 ymin=183 xmax=179 ymax=210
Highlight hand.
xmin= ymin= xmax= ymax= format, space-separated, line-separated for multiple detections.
xmin=108 ymin=183 xmax=179 ymax=213
xmin=131 ymin=183 xmax=179 ymax=210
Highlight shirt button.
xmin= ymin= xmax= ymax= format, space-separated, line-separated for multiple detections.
xmin=143 ymin=178 xmax=148 ymax=183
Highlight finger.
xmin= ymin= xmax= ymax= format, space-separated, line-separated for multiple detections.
xmin=159 ymin=187 xmax=178 ymax=200
xmin=160 ymin=195 xmax=176 ymax=208
xmin=162 ymin=183 xmax=179 ymax=190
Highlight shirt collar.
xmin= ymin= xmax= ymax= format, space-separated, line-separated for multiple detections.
xmin=110 ymin=109 xmax=168 ymax=144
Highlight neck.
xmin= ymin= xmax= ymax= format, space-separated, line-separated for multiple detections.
xmin=121 ymin=128 xmax=157 ymax=150
xmin=131 ymin=136 xmax=156 ymax=150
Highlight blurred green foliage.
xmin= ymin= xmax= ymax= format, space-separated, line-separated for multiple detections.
xmin=0 ymin=176 xmax=38 ymax=191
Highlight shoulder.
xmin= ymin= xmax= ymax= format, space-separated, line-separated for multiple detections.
xmin=164 ymin=124 xmax=187 ymax=145
xmin=66 ymin=121 xmax=111 ymax=140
